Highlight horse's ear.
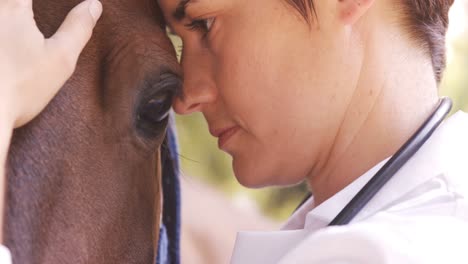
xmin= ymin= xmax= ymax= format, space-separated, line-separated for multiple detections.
xmin=156 ymin=113 xmax=181 ymax=264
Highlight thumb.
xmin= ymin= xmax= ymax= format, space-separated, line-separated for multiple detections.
xmin=45 ymin=0 xmax=102 ymax=77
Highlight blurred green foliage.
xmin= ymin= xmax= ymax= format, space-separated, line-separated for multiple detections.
xmin=441 ymin=34 xmax=468 ymax=113
xmin=170 ymin=20 xmax=468 ymax=221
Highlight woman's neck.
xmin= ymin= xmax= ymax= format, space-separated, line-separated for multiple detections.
xmin=307 ymin=22 xmax=440 ymax=205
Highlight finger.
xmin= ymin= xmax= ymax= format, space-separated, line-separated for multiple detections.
xmin=0 ymin=0 xmax=30 ymax=12
xmin=45 ymin=0 xmax=102 ymax=77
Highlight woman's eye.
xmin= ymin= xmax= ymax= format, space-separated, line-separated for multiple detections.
xmin=185 ymin=17 xmax=215 ymax=37
xmin=205 ymin=18 xmax=215 ymax=31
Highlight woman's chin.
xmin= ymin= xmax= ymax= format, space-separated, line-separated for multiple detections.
xmin=232 ymin=159 xmax=284 ymax=188
xmin=234 ymin=174 xmax=270 ymax=189
xmin=232 ymin=157 xmax=307 ymax=188
xmin=232 ymin=159 xmax=268 ymax=188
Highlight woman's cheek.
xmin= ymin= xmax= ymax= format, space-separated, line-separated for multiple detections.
xmin=205 ymin=17 xmax=227 ymax=56
xmin=212 ymin=37 xmax=242 ymax=83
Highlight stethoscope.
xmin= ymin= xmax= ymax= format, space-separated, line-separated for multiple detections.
xmin=297 ymin=97 xmax=453 ymax=226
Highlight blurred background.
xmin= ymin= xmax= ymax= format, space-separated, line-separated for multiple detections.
xmin=171 ymin=1 xmax=468 ymax=263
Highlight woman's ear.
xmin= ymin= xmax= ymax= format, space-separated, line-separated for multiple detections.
xmin=337 ymin=0 xmax=375 ymax=25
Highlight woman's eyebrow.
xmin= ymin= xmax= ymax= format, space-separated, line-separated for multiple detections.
xmin=173 ymin=0 xmax=191 ymax=21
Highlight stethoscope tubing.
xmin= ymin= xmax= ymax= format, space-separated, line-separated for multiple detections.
xmin=328 ymin=97 xmax=453 ymax=226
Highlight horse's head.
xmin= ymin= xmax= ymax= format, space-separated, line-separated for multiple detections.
xmin=4 ymin=0 xmax=181 ymax=262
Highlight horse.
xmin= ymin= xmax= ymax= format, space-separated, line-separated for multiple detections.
xmin=4 ymin=0 xmax=181 ymax=262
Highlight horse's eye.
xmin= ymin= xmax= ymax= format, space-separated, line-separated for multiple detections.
xmin=138 ymin=95 xmax=172 ymax=124
xmin=136 ymin=73 xmax=181 ymax=138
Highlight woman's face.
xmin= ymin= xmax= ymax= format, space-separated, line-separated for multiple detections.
xmin=159 ymin=0 xmax=363 ymax=187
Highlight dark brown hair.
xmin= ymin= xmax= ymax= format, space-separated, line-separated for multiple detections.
xmin=284 ymin=0 xmax=455 ymax=83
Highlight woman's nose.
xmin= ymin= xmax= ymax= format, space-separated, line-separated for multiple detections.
xmin=172 ymin=52 xmax=217 ymax=115
xmin=172 ymin=80 xmax=217 ymax=114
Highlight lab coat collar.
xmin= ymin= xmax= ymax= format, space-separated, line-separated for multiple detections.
xmin=285 ymin=110 xmax=468 ymax=229
xmin=306 ymin=158 xmax=387 ymax=227
xmin=281 ymin=157 xmax=389 ymax=230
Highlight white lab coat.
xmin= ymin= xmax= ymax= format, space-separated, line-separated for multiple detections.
xmin=231 ymin=111 xmax=468 ymax=264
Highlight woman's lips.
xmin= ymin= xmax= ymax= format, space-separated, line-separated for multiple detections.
xmin=210 ymin=126 xmax=240 ymax=150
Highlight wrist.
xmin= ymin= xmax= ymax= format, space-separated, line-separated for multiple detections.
xmin=0 ymin=112 xmax=11 ymax=246
xmin=0 ymin=106 xmax=14 ymax=133
xmin=0 ymin=110 xmax=13 ymax=151
xmin=0 ymin=84 xmax=16 ymax=131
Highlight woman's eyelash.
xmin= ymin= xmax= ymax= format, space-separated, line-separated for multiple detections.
xmin=184 ymin=19 xmax=209 ymax=33
xmin=184 ymin=18 xmax=215 ymax=39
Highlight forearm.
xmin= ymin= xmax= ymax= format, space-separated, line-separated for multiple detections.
xmin=0 ymin=114 xmax=13 ymax=244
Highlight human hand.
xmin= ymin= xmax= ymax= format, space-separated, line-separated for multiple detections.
xmin=0 ymin=0 xmax=103 ymax=128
